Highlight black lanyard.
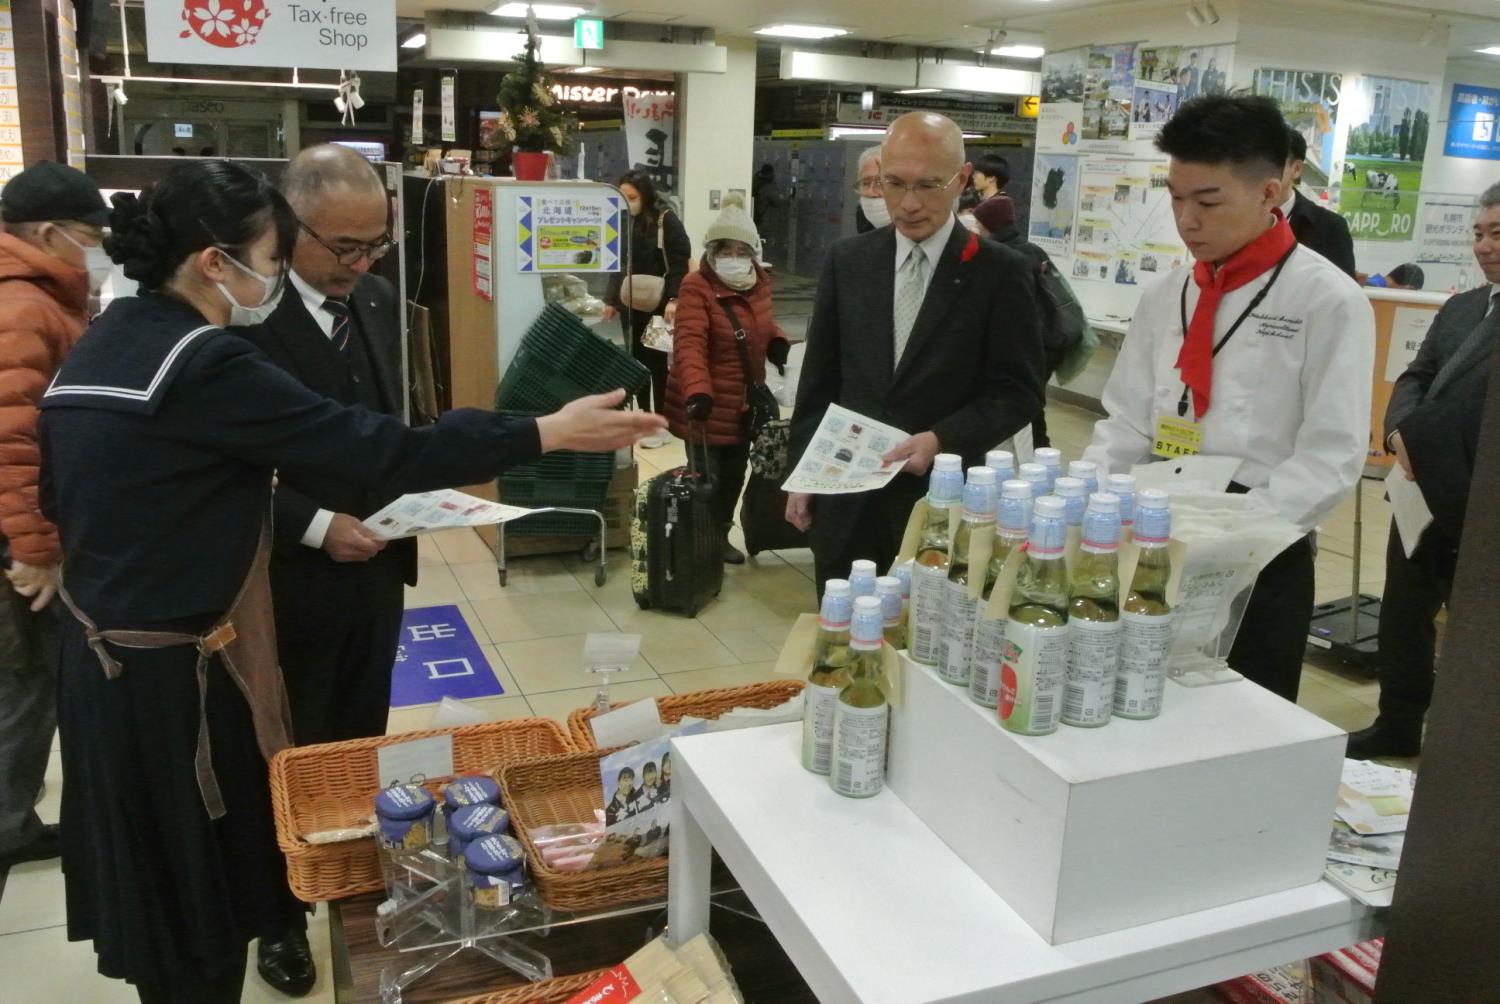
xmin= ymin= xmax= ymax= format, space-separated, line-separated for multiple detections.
xmin=1176 ymin=245 xmax=1297 ymax=417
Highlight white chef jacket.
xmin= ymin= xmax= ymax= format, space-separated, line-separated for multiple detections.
xmin=1084 ymin=244 xmax=1374 ymax=533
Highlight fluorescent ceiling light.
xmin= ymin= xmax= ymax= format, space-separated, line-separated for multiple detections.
xmin=1476 ymin=46 xmax=1500 ymax=56
xmin=989 ymin=44 xmax=1045 ymax=59
xmin=897 ymin=88 xmax=943 ymax=95
xmin=401 ymin=32 xmax=427 ymax=49
xmin=829 ymin=126 xmax=886 ymax=138
xmin=755 ymin=24 xmax=850 ymax=40
xmin=568 ymin=65 xmax=604 ymax=73
xmin=490 ymin=3 xmax=589 ymax=19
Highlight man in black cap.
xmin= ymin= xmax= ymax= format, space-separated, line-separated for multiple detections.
xmin=0 ymin=161 xmax=109 ymax=868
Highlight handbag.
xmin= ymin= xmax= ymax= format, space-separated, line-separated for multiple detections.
xmin=718 ymin=299 xmax=781 ymax=442
xmin=621 ymin=210 xmax=669 ymax=313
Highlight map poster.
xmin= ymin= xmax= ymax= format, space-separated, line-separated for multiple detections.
xmin=1029 ymin=153 xmax=1081 ymax=257
xmin=1037 ymin=47 xmax=1086 ymax=153
xmin=1339 ymin=76 xmax=1433 ymax=242
xmin=1253 ymin=68 xmax=1343 ymax=186
xmin=1071 ymin=159 xmax=1185 ymax=284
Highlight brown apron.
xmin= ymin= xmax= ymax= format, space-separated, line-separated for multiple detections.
xmin=58 ymin=522 xmax=293 ymax=819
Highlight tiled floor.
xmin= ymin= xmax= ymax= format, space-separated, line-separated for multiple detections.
xmin=1 ymin=400 xmax=1406 ymax=1001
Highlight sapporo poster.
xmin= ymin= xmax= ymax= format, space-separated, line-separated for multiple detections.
xmin=515 ymin=193 xmax=625 ymax=273
xmin=1253 ymin=68 xmax=1343 ymax=186
xmin=1339 ymin=76 xmax=1433 ymax=241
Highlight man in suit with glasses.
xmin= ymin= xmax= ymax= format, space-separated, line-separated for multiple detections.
xmin=787 ymin=112 xmax=1046 ymax=588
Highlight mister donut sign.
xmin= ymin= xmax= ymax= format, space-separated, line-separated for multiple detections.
xmin=145 ymin=0 xmax=396 ymax=72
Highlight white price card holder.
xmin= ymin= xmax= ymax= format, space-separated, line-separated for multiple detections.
xmin=583 ymin=632 xmax=642 ymax=712
xmin=377 ymin=735 xmax=455 ymax=788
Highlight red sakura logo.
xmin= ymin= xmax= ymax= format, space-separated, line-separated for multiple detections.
xmin=180 ymin=0 xmax=270 ymax=49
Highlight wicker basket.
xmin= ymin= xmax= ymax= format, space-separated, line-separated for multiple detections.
xmin=499 ymin=749 xmax=673 ymax=912
xmin=446 ymin=968 xmax=610 ymax=1004
xmin=567 ymin=680 xmax=806 ymax=751
xmin=269 ymin=718 xmax=574 ymax=903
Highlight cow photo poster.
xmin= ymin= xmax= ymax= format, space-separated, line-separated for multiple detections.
xmin=1340 ymin=76 xmax=1433 ymax=241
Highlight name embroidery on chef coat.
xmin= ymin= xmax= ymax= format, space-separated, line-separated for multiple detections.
xmin=1249 ymin=313 xmax=1304 ymax=340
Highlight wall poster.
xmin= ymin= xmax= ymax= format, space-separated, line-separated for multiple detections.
xmin=1071 ymin=159 xmax=1185 ymax=285
xmin=1029 ymin=153 xmax=1081 ymax=257
xmin=1253 ymin=68 xmax=1343 ymax=186
xmin=1444 ymin=83 xmax=1500 ymax=161
xmin=1037 ymin=47 xmax=1086 ymax=153
xmin=1339 ymin=76 xmax=1432 ymax=242
xmin=1081 ymin=43 xmax=1137 ymax=148
xmin=515 ymin=192 xmax=625 ymax=274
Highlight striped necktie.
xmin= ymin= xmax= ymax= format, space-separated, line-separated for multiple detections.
xmin=893 ymin=245 xmax=928 ymax=371
xmin=322 ymin=297 xmax=351 ymax=354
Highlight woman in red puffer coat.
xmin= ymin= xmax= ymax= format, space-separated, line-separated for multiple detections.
xmin=664 ymin=193 xmax=789 ymax=564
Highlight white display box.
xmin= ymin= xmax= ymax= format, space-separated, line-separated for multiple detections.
xmin=886 ymin=655 xmax=1345 ymax=944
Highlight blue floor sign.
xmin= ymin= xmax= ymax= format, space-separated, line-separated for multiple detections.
xmin=390 ymin=605 xmax=505 ymax=707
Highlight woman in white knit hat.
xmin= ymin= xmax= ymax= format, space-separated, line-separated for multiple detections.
xmin=663 ymin=193 xmax=790 ymax=563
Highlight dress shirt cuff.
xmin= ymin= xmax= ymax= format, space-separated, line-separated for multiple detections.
xmin=302 ymin=509 xmax=336 ymax=549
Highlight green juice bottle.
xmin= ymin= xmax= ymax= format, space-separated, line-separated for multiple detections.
xmin=830 ymin=596 xmax=889 ymax=798
xmin=1063 ymin=493 xmax=1122 ymax=728
xmin=876 ymin=575 xmax=906 ymax=650
xmin=1000 ymin=495 xmax=1071 ymax=736
xmin=938 ymin=466 xmax=998 ymax=686
xmin=908 ymin=454 xmax=964 ymax=666
xmin=801 ymin=579 xmax=852 ymax=775
xmin=1115 ymin=489 xmax=1174 ymax=720
xmin=970 ymin=479 xmax=1032 ymax=708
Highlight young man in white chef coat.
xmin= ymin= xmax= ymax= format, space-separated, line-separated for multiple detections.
xmin=1084 ymin=95 xmax=1374 ymax=702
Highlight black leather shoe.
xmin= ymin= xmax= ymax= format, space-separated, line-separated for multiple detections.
xmin=721 ymin=539 xmax=746 ymax=565
xmin=257 ymin=928 xmax=316 ymax=997
xmin=1346 ymin=723 xmax=1422 ymax=760
xmin=0 ymin=824 xmax=60 ymax=867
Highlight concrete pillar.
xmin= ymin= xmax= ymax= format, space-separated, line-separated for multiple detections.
xmin=677 ymin=35 xmax=756 ymax=256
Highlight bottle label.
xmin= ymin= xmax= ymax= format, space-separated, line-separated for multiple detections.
xmin=909 ymin=562 xmax=949 ymax=664
xmin=830 ymin=700 xmax=889 ymax=797
xmin=1114 ymin=610 xmax=1173 ymax=718
xmin=999 ymin=622 xmax=1069 ymax=735
xmin=937 ymin=578 xmax=980 ymax=684
xmin=969 ymin=615 xmax=1008 ymax=706
xmin=1063 ymin=617 xmax=1122 ymax=726
xmin=801 ymin=683 xmax=842 ymax=774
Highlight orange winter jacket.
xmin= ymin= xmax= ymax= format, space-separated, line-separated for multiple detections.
xmin=0 ymin=232 xmax=89 ymax=565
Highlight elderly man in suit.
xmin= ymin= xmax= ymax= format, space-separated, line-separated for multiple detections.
xmin=1282 ymin=125 xmax=1357 ymax=277
xmin=233 ymin=144 xmax=407 ymax=992
xmin=1347 ymin=182 xmax=1500 ymax=760
xmin=786 ymin=112 xmax=1046 ymax=588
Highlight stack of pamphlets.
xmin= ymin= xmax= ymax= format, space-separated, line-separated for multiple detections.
xmin=1322 ymin=758 xmax=1414 ymax=907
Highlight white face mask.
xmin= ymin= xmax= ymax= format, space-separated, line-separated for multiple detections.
xmin=55 ymin=227 xmax=115 ymax=295
xmin=713 ymin=256 xmax=754 ymax=281
xmin=216 ymin=251 xmax=284 ymax=326
xmin=860 ymin=196 xmax=891 ymax=228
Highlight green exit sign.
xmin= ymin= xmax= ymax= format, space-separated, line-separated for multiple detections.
xmin=574 ymin=18 xmax=604 ymax=50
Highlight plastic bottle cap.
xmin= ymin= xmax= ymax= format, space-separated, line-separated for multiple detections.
xmin=1019 ymin=463 xmax=1047 ymax=481
xmin=875 ymin=575 xmax=902 ymax=595
xmin=1000 ymin=478 xmax=1032 ymax=499
xmin=1054 ymin=476 xmax=1086 ymax=497
xmin=1034 ymin=495 xmax=1066 ymax=517
xmin=851 ymin=560 xmax=877 ymax=576
xmin=1068 ymin=460 xmax=1097 ymax=478
xmin=824 ymin=578 xmax=852 ymax=598
xmin=1107 ymin=474 xmax=1136 ymax=490
xmin=986 ymin=450 xmax=1014 ymax=467
xmin=1035 ymin=448 xmax=1062 ymax=467
xmin=934 ymin=454 xmax=963 ymax=472
xmin=854 ymin=596 xmax=882 ymax=614
xmin=1138 ymin=488 xmax=1169 ymax=507
xmin=1087 ymin=491 xmax=1120 ymax=513
xmin=967 ymin=465 xmax=998 ymax=485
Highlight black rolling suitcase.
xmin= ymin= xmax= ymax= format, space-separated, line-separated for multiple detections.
xmin=740 ymin=472 xmax=808 ymax=556
xmin=630 ymin=430 xmax=724 ymax=616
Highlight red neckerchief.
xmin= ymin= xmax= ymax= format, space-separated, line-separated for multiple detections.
xmin=1177 ymin=213 xmax=1296 ymax=419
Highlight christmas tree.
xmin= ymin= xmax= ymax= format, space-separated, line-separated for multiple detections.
xmin=495 ymin=20 xmax=576 ymax=154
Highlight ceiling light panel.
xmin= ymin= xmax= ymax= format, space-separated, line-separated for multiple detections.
xmin=490 ymin=3 xmax=590 ymax=19
xmin=754 ymin=24 xmax=850 ymax=40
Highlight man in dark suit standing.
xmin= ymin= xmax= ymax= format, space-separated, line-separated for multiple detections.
xmin=1347 ymin=183 xmax=1500 ymax=760
xmin=786 ymin=112 xmax=1046 ymax=588
xmin=233 ymin=143 xmax=410 ymax=995
xmin=1282 ymin=125 xmax=1357 ymax=277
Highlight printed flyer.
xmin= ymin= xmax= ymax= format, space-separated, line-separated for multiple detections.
xmin=364 ymin=490 xmax=534 ymax=539
xmin=781 ymin=405 xmax=910 ymax=495
xmin=516 ymin=192 xmax=625 ymax=273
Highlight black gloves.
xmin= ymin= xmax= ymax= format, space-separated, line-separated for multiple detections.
xmin=766 ymin=338 xmax=791 ymax=368
xmin=685 ymin=394 xmax=713 ymax=421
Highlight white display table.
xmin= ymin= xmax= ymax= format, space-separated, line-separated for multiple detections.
xmin=888 ymin=657 xmax=1347 ymax=943
xmin=666 ymin=723 xmax=1378 ymax=1004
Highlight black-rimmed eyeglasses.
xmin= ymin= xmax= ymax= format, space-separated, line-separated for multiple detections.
xmin=299 ymin=221 xmax=394 ymax=266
